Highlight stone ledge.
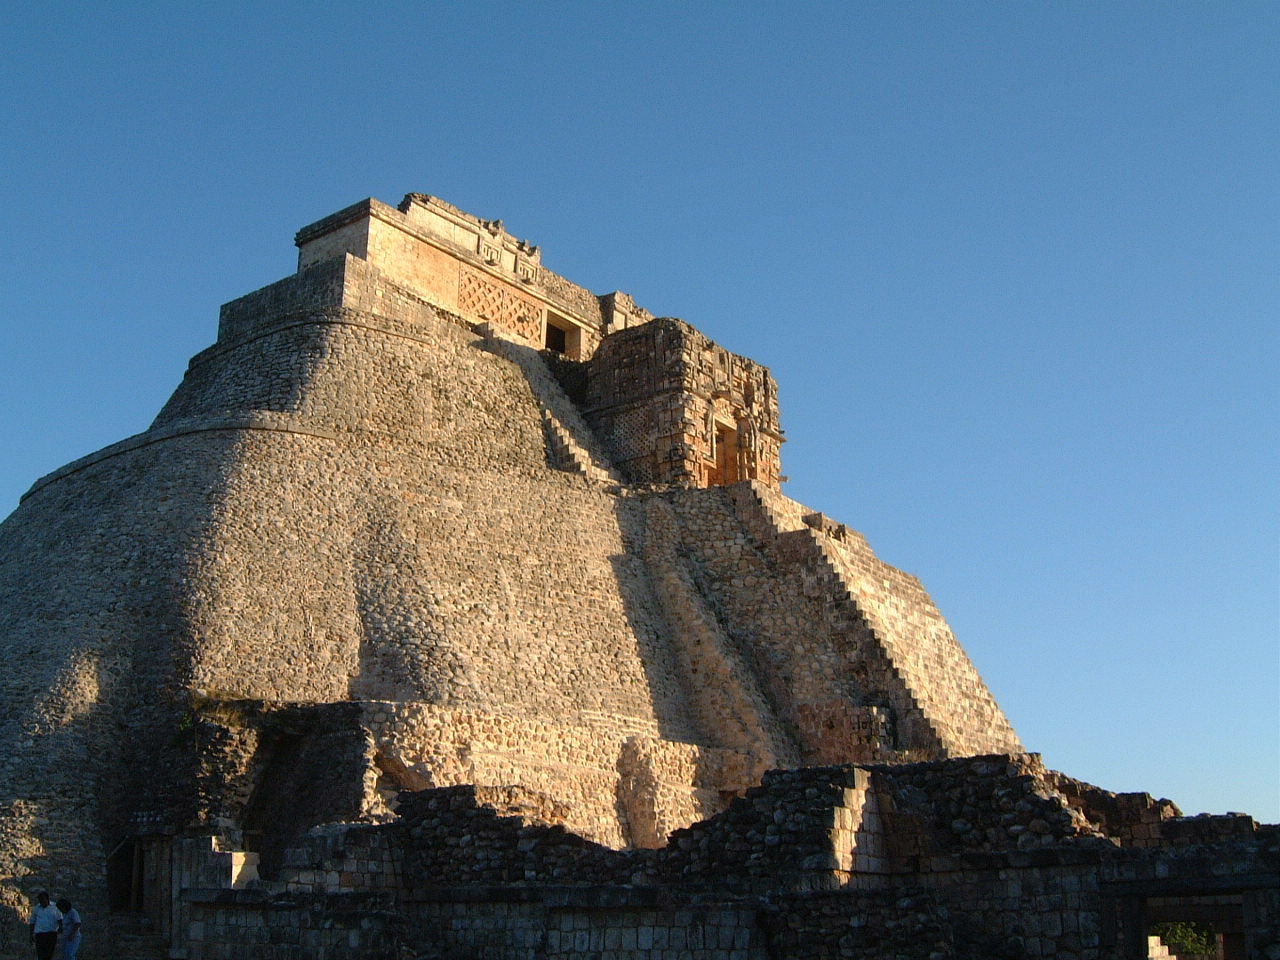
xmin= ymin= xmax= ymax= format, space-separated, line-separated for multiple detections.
xmin=21 ymin=416 xmax=340 ymax=501
xmin=1099 ymin=872 xmax=1280 ymax=896
xmin=293 ymin=197 xmax=384 ymax=247
xmin=187 ymin=307 xmax=474 ymax=374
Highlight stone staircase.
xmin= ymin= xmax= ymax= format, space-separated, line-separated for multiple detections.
xmin=729 ymin=478 xmax=1025 ymax=758
xmin=640 ymin=495 xmax=796 ymax=766
xmin=727 ymin=481 xmax=948 ymax=757
xmin=782 ymin=524 xmax=947 ymax=754
xmin=481 ymin=325 xmax=620 ymax=483
xmin=541 ymin=410 xmax=614 ymax=482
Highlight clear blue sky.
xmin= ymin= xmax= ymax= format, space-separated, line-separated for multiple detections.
xmin=2 ymin=2 xmax=1276 ymax=820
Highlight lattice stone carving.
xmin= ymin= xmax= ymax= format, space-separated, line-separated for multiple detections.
xmin=458 ymin=267 xmax=542 ymax=343
xmin=609 ymin=409 xmax=656 ymax=463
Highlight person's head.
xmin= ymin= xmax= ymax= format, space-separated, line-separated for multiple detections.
xmin=55 ymin=899 xmax=71 ymax=914
xmin=36 ymin=891 xmax=49 ymax=907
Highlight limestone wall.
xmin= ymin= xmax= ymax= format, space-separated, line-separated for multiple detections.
xmin=151 ymin=260 xmax=689 ymax=728
xmin=363 ymin=704 xmax=758 ymax=849
xmin=294 ymin=196 xmax=607 ymax=357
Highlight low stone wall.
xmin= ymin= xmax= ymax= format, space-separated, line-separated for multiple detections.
xmin=759 ymin=888 xmax=954 ymax=960
xmin=396 ymin=786 xmax=638 ymax=887
xmin=872 ymin=753 xmax=1108 ymax=861
xmin=150 ymin=756 xmax=1278 ymax=960
xmin=389 ymin=764 xmax=888 ymax=892
xmin=181 ymin=889 xmax=402 ymax=960
xmin=649 ymin=766 xmax=882 ymax=889
xmin=277 ymin=823 xmax=403 ymax=894
xmin=405 ymin=888 xmax=771 ymax=960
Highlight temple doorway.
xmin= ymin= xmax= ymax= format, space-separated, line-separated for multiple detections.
xmin=543 ymin=312 xmax=582 ymax=359
xmin=709 ymin=421 xmax=740 ymax=487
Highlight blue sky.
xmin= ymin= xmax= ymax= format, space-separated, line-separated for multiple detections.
xmin=1 ymin=2 xmax=1276 ymax=820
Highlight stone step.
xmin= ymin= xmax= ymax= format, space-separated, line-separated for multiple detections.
xmin=544 ymin=415 xmax=613 ymax=482
xmin=483 ymin=325 xmax=620 ymax=484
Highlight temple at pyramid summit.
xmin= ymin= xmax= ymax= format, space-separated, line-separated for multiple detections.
xmin=0 ymin=193 xmax=1273 ymax=960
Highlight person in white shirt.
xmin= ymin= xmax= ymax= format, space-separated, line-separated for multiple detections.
xmin=56 ymin=899 xmax=81 ymax=960
xmin=27 ymin=891 xmax=61 ymax=960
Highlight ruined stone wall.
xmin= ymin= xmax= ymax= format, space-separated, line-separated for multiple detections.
xmin=339 ymin=761 xmax=893 ymax=895
xmin=869 ymin=754 xmax=1108 ymax=861
xmin=1044 ymin=771 xmax=1186 ymax=848
xmin=179 ymin=694 xmax=766 ymax=862
xmin=156 ymin=758 xmax=1279 ymax=960
xmin=178 ymin=889 xmax=403 ymax=960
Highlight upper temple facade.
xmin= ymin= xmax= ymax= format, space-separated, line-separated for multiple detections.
xmin=293 ymin=194 xmax=784 ymax=488
xmin=10 ymin=194 xmax=1268 ymax=960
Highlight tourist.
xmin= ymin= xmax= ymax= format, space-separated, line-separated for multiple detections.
xmin=55 ymin=899 xmax=81 ymax=959
xmin=27 ymin=891 xmax=61 ymax=960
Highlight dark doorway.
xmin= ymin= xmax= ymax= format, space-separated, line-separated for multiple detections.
xmin=544 ymin=322 xmax=567 ymax=354
xmin=107 ymin=840 xmax=142 ymax=913
xmin=544 ymin=313 xmax=581 ymax=358
xmin=709 ymin=422 xmax=740 ymax=487
xmin=106 ymin=837 xmax=170 ymax=921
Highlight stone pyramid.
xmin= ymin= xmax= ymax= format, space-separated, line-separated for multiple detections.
xmin=0 ymin=193 xmax=1022 ymax=949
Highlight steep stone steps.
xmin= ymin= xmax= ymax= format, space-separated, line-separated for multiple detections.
xmin=725 ymin=482 xmax=947 ymax=757
xmin=730 ymin=480 xmax=1023 ymax=759
xmin=542 ymin=411 xmax=615 ymax=483
xmin=481 ymin=325 xmax=620 ymax=483
xmin=640 ymin=495 xmax=796 ymax=766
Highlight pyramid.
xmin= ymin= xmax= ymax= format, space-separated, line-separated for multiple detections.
xmin=0 ymin=193 xmax=1026 ymax=952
